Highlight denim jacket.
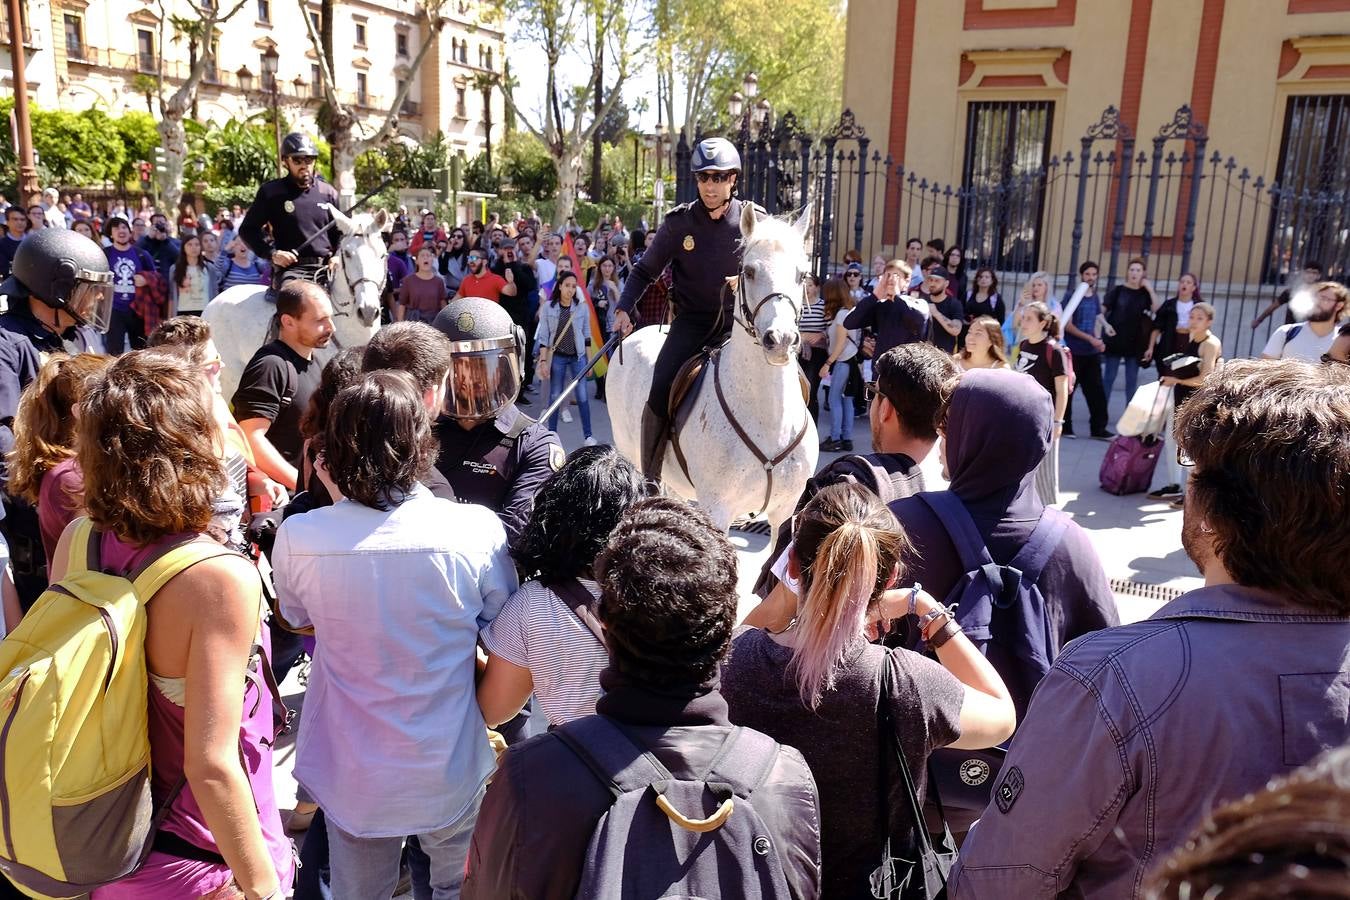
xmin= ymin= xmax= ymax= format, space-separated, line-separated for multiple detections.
xmin=951 ymin=583 xmax=1350 ymax=899
xmin=536 ymin=298 xmax=591 ymax=358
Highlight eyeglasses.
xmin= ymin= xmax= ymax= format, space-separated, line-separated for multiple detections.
xmin=1322 ymin=353 xmax=1350 ymax=367
xmin=695 ymin=171 xmax=734 ymax=184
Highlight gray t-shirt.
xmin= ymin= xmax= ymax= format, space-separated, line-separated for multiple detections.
xmin=721 ymin=627 xmax=964 ymax=899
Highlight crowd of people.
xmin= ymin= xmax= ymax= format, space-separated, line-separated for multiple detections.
xmin=0 ymin=147 xmax=1345 ymax=900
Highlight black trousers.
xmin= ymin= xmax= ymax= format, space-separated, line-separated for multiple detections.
xmin=800 ymin=345 xmax=828 ymax=421
xmin=1065 ymin=351 xmax=1108 ymax=434
xmin=646 ymin=311 xmax=730 ymax=417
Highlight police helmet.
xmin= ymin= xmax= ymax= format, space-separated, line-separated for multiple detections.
xmin=281 ymin=132 xmax=319 ymax=159
xmin=431 ymin=297 xmax=525 ymax=420
xmin=690 ymin=138 xmax=741 ymax=173
xmin=0 ymin=228 xmax=113 ymax=332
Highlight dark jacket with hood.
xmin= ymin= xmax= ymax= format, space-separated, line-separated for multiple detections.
xmin=462 ymin=669 xmax=822 ymax=900
xmin=889 ymin=368 xmax=1117 ymax=700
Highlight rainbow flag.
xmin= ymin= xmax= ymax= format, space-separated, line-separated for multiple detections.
xmin=560 ymin=233 xmax=608 ymax=379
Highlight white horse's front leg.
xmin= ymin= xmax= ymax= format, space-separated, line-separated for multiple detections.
xmin=703 ymin=502 xmax=736 ymax=535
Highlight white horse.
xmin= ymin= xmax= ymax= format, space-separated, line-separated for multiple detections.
xmin=607 ymin=204 xmax=818 ymax=533
xmin=205 ymin=205 xmax=387 ymax=401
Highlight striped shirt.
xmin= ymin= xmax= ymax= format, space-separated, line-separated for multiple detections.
xmin=800 ymin=297 xmax=828 ymax=335
xmin=480 ymin=578 xmax=607 ymax=728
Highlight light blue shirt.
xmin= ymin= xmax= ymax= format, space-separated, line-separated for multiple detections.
xmin=273 ymin=487 xmax=517 ymax=837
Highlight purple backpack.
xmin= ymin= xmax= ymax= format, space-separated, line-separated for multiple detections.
xmin=554 ymin=715 xmax=795 ymax=900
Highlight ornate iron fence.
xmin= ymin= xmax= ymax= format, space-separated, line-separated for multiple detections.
xmin=674 ymin=103 xmax=1350 ymax=358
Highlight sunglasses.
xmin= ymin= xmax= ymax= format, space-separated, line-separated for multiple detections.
xmin=695 ymin=171 xmax=734 ymax=184
xmin=467 ymin=254 xmax=483 ymax=261
xmin=846 ymin=272 xmax=861 ymax=278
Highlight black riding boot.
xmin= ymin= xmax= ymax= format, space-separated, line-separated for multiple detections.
xmin=640 ymin=405 xmax=668 ymax=484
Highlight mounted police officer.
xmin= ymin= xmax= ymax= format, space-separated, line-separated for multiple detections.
xmin=613 ymin=137 xmax=759 ymax=482
xmin=238 ymin=132 xmax=341 ymax=295
xmin=430 ymin=296 xmax=564 ymax=548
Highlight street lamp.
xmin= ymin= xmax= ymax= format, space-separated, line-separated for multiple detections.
xmin=261 ymin=46 xmax=282 ymax=175
xmin=753 ymin=97 xmax=772 ymax=130
xmin=742 ymin=71 xmax=758 ymax=101
xmin=727 ymin=90 xmax=744 ymax=121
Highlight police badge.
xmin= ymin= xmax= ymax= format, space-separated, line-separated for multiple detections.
xmin=682 ymin=235 xmax=695 ymax=252
xmin=284 ymin=200 xmax=296 ymax=213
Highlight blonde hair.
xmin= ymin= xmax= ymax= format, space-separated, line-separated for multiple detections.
xmin=7 ymin=353 xmax=114 ymax=504
xmin=1020 ymin=271 xmax=1052 ymax=303
xmin=788 ymin=483 xmax=912 ymax=708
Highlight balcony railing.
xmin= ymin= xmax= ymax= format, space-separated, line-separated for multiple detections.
xmin=0 ymin=22 xmax=39 ymax=49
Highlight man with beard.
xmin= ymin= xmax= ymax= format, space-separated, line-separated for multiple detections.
xmin=238 ymin=132 xmax=341 ymax=295
xmin=232 ymin=280 xmax=334 ymax=491
xmin=951 ymin=358 xmax=1350 ymax=899
xmin=1260 ymin=281 xmax=1347 ymax=362
xmin=455 ymin=246 xmax=510 ymax=303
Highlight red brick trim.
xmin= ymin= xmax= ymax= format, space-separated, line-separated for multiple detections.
xmin=963 ymin=0 xmax=1077 ymax=30
xmin=1305 ymin=63 xmax=1350 ymax=78
xmin=1053 ymin=51 xmax=1072 ymax=84
xmin=1278 ymin=39 xmax=1301 ymax=78
xmin=1102 ymin=0 xmax=1153 ymax=257
xmin=1287 ymin=0 xmax=1350 ymax=13
xmin=959 ymin=56 xmax=977 ymax=86
xmin=882 ymin=0 xmax=919 ymax=245
xmin=978 ymin=74 xmax=1047 ymax=87
xmin=1160 ymin=0 xmax=1225 ymax=256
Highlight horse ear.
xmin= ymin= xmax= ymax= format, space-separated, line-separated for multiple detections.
xmin=739 ymin=201 xmax=757 ymax=239
xmin=323 ymin=202 xmax=355 ymax=234
xmin=792 ymin=191 xmax=816 ymax=263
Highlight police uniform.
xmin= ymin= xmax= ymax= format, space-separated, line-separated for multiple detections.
xmin=617 ymin=196 xmax=757 ymax=415
xmin=433 ymin=404 xmax=563 ymax=548
xmin=238 ymin=175 xmax=340 ymax=284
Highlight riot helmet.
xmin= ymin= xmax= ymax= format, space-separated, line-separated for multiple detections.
xmin=0 ymin=228 xmax=113 ymax=333
xmin=690 ymin=138 xmax=741 ymax=174
xmin=281 ymin=132 xmax=319 ymax=159
xmin=431 ymin=297 xmax=525 ymax=420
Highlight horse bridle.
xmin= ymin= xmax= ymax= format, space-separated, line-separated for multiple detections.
xmin=732 ymin=272 xmax=804 ymax=343
xmin=331 ymin=245 xmax=387 ymax=319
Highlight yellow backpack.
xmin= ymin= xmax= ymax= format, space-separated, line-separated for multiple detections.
xmin=0 ymin=518 xmax=230 ymax=899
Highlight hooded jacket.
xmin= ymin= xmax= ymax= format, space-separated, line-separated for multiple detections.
xmin=889 ymin=369 xmax=1117 ymax=678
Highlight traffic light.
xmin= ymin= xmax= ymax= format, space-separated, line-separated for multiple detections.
xmin=137 ymin=161 xmax=152 ymax=190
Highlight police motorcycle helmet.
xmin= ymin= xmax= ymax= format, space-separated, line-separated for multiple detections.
xmin=281 ymin=132 xmax=320 ymax=160
xmin=0 ymin=228 xmax=114 ymax=332
xmin=690 ymin=137 xmax=741 ymax=175
xmin=431 ymin=297 xmax=526 ymax=420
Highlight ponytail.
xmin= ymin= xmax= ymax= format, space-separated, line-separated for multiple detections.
xmin=790 ymin=522 xmax=879 ymax=708
xmin=1046 ymin=311 xmax=1061 ymax=340
xmin=788 ymin=482 xmax=912 ymax=709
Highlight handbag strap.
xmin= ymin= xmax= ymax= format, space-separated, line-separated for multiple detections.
xmin=877 ymin=652 xmax=944 ymax=858
xmin=549 ymin=577 xmax=607 ymax=648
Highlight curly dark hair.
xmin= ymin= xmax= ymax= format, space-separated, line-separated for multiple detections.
xmin=594 ymin=497 xmax=739 ymax=689
xmin=299 ymin=346 xmax=365 ymax=449
xmin=1145 ymin=744 xmax=1350 ymax=899
xmin=1175 ymin=358 xmax=1350 ymax=613
xmin=147 ymin=315 xmax=212 ymax=365
xmin=323 ymin=370 xmax=437 ymax=510
xmin=78 ymin=351 xmax=225 ymax=546
xmin=513 ymin=445 xmax=649 ymax=585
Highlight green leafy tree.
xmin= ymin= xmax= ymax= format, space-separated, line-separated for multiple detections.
xmin=498 ymin=131 xmax=557 ymax=199
xmin=114 ymin=110 xmax=160 ymax=187
xmin=462 ymin=152 xmax=500 ymax=194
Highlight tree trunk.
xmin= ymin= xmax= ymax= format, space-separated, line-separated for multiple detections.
xmin=554 ymin=148 xmax=583 ymax=226
xmin=590 ymin=20 xmax=603 ymax=204
xmin=482 ymin=84 xmax=493 ymax=174
xmin=329 ymin=126 xmax=358 ymax=206
xmin=156 ymin=116 xmax=188 ymax=219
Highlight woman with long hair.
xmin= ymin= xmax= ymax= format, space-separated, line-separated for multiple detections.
xmin=589 ymin=255 xmax=621 ymax=337
xmin=297 ymin=347 xmax=367 ymax=506
xmin=1144 ymin=272 xmax=1202 ymax=367
xmin=798 ymin=274 xmax=828 ymax=420
xmin=478 ymin=445 xmax=650 ymax=728
xmin=170 ymin=234 xmax=219 ymax=316
xmin=943 ymin=245 xmax=967 ymax=300
xmin=722 ymin=482 xmax=1014 ymax=900
xmin=439 ymin=228 xmax=471 ymax=296
xmin=8 ymin=353 xmax=113 ymax=562
xmin=965 ymin=267 xmax=1004 ymax=323
xmin=1014 ymin=301 xmax=1068 ymax=505
xmin=79 ymin=352 xmax=293 ymax=900
xmin=818 ymin=277 xmax=861 ymax=453
xmin=1006 ymin=270 xmax=1054 ymax=348
xmin=535 ymin=271 xmax=596 ymax=444
xmin=957 ymin=316 xmax=1008 ymax=371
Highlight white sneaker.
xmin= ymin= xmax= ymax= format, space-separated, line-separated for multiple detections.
xmin=562 ymin=409 xmax=574 ymax=423
xmin=583 ymin=436 xmax=598 ymax=447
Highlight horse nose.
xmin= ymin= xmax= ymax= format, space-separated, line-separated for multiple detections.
xmin=762 ymin=330 xmax=792 ymax=353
